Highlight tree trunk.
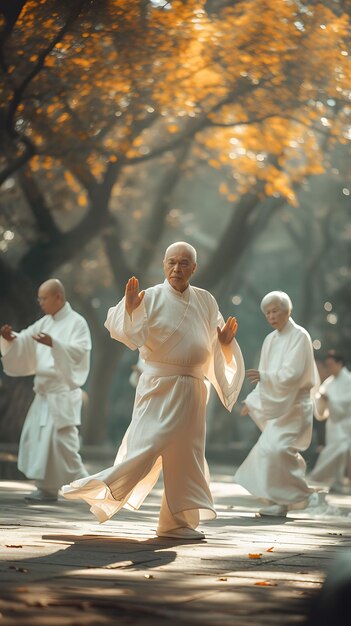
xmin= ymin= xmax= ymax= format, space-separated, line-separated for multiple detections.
xmin=0 ymin=257 xmax=39 ymax=326
xmin=0 ymin=376 xmax=34 ymax=442
xmin=82 ymin=336 xmax=125 ymax=445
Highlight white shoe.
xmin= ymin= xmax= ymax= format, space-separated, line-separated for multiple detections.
xmin=157 ymin=527 xmax=205 ymax=540
xmin=24 ymin=489 xmax=58 ymax=502
xmin=305 ymin=491 xmax=328 ymax=508
xmin=307 ymin=492 xmax=319 ymax=506
xmin=258 ymin=503 xmax=288 ymax=517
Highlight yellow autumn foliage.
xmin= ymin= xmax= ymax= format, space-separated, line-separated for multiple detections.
xmin=0 ymin=0 xmax=350 ymax=204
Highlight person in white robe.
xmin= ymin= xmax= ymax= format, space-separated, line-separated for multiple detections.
xmin=128 ymin=355 xmax=145 ymax=388
xmin=62 ymin=241 xmax=245 ymax=540
xmin=309 ymin=351 xmax=351 ymax=493
xmin=0 ymin=279 xmax=91 ymax=501
xmin=234 ymin=291 xmax=320 ymax=517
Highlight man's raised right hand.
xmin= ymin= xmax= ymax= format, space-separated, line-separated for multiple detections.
xmin=125 ymin=277 xmax=145 ymax=316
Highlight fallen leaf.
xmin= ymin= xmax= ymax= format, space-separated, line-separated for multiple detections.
xmin=79 ymin=601 xmax=93 ymax=610
xmin=217 ymin=577 xmax=227 ymax=581
xmin=248 ymin=553 xmax=262 ymax=559
xmin=255 ymin=581 xmax=277 ymax=587
xmin=8 ymin=566 xmax=28 ymax=573
xmin=298 ymin=591 xmax=309 ymax=595
xmin=266 ymin=547 xmax=274 ymax=552
xmin=5 ymin=545 xmax=23 ymax=548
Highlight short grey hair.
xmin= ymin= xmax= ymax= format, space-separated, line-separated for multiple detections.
xmin=260 ymin=291 xmax=292 ymax=314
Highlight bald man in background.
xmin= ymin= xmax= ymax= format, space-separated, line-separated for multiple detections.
xmin=0 ymin=279 xmax=91 ymax=501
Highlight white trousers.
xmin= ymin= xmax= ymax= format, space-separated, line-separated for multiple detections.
xmin=35 ymin=425 xmax=88 ymax=494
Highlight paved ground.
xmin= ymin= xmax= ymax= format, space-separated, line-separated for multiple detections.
xmin=1 ymin=464 xmax=351 ymax=626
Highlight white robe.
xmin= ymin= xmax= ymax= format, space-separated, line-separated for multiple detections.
xmin=0 ymin=302 xmax=91 ymax=491
xmin=235 ymin=318 xmax=319 ymax=507
xmin=310 ymin=367 xmax=351 ymax=486
xmin=62 ymin=280 xmax=245 ymax=528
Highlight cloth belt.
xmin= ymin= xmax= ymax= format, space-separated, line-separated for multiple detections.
xmin=143 ymin=361 xmax=204 ymax=380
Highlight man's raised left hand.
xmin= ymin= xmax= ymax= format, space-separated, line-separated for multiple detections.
xmin=32 ymin=332 xmax=53 ymax=347
xmin=217 ymin=316 xmax=238 ymax=344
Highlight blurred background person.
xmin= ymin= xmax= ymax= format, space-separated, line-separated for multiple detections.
xmin=309 ymin=350 xmax=351 ymax=494
xmin=305 ymin=551 xmax=351 ymax=626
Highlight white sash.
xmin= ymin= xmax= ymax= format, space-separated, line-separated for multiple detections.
xmin=143 ymin=361 xmax=204 ymax=380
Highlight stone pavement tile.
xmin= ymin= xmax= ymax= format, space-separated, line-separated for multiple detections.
xmin=0 ymin=573 xmax=312 ymax=626
xmin=0 ymin=592 xmax=196 ymax=626
xmin=1 ymin=469 xmax=351 ymax=625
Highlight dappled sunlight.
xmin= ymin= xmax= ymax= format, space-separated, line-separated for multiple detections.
xmin=0 ymin=480 xmax=35 ymax=492
xmin=1 ymin=475 xmax=351 ymax=624
xmin=209 ymin=470 xmax=351 ymax=525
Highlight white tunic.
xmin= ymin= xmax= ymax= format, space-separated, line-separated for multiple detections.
xmin=235 ymin=318 xmax=319 ymax=506
xmin=310 ymin=367 xmax=351 ymax=485
xmin=62 ymin=280 xmax=245 ymax=525
xmin=0 ymin=303 xmax=91 ymax=487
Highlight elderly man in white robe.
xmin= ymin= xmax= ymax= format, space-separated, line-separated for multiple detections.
xmin=0 ymin=279 xmax=91 ymax=501
xmin=310 ymin=351 xmax=351 ymax=493
xmin=235 ymin=291 xmax=320 ymax=517
xmin=62 ymin=241 xmax=245 ymax=540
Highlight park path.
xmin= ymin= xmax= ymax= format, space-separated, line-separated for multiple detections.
xmin=1 ymin=463 xmax=351 ymax=625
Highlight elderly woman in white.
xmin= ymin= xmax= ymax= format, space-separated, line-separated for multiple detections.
xmin=235 ymin=291 xmax=320 ymax=516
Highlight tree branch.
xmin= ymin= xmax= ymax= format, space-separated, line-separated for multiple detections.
xmin=135 ymin=142 xmax=191 ymax=276
xmin=17 ymin=165 xmax=61 ymax=241
xmin=5 ymin=0 xmax=88 ymax=135
xmin=0 ymin=134 xmax=36 ymax=185
xmin=0 ymin=0 xmax=27 ymax=72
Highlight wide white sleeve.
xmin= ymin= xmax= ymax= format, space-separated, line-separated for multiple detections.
xmin=244 ymin=342 xmax=267 ymax=429
xmin=244 ymin=386 xmax=266 ymax=431
xmin=0 ymin=322 xmax=39 ymax=377
xmin=260 ymin=332 xmax=308 ymax=388
xmin=258 ymin=332 xmax=311 ymax=419
xmin=313 ymin=376 xmax=331 ymax=421
xmin=51 ymin=318 xmax=91 ymax=388
xmin=104 ymin=296 xmax=149 ymax=350
xmin=204 ymin=305 xmax=245 ymax=412
xmin=328 ymin=398 xmax=351 ymax=420
xmin=327 ymin=377 xmax=351 ymax=421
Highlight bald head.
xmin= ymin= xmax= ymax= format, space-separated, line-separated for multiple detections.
xmin=40 ymin=279 xmax=66 ymax=299
xmin=164 ymin=241 xmax=197 ymax=264
xmin=38 ymin=279 xmax=66 ymax=316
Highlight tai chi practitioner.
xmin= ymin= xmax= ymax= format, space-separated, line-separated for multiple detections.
xmin=0 ymin=279 xmax=91 ymax=501
xmin=235 ymin=291 xmax=320 ymax=517
xmin=309 ymin=351 xmax=351 ymax=493
xmin=62 ymin=241 xmax=245 ymax=540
